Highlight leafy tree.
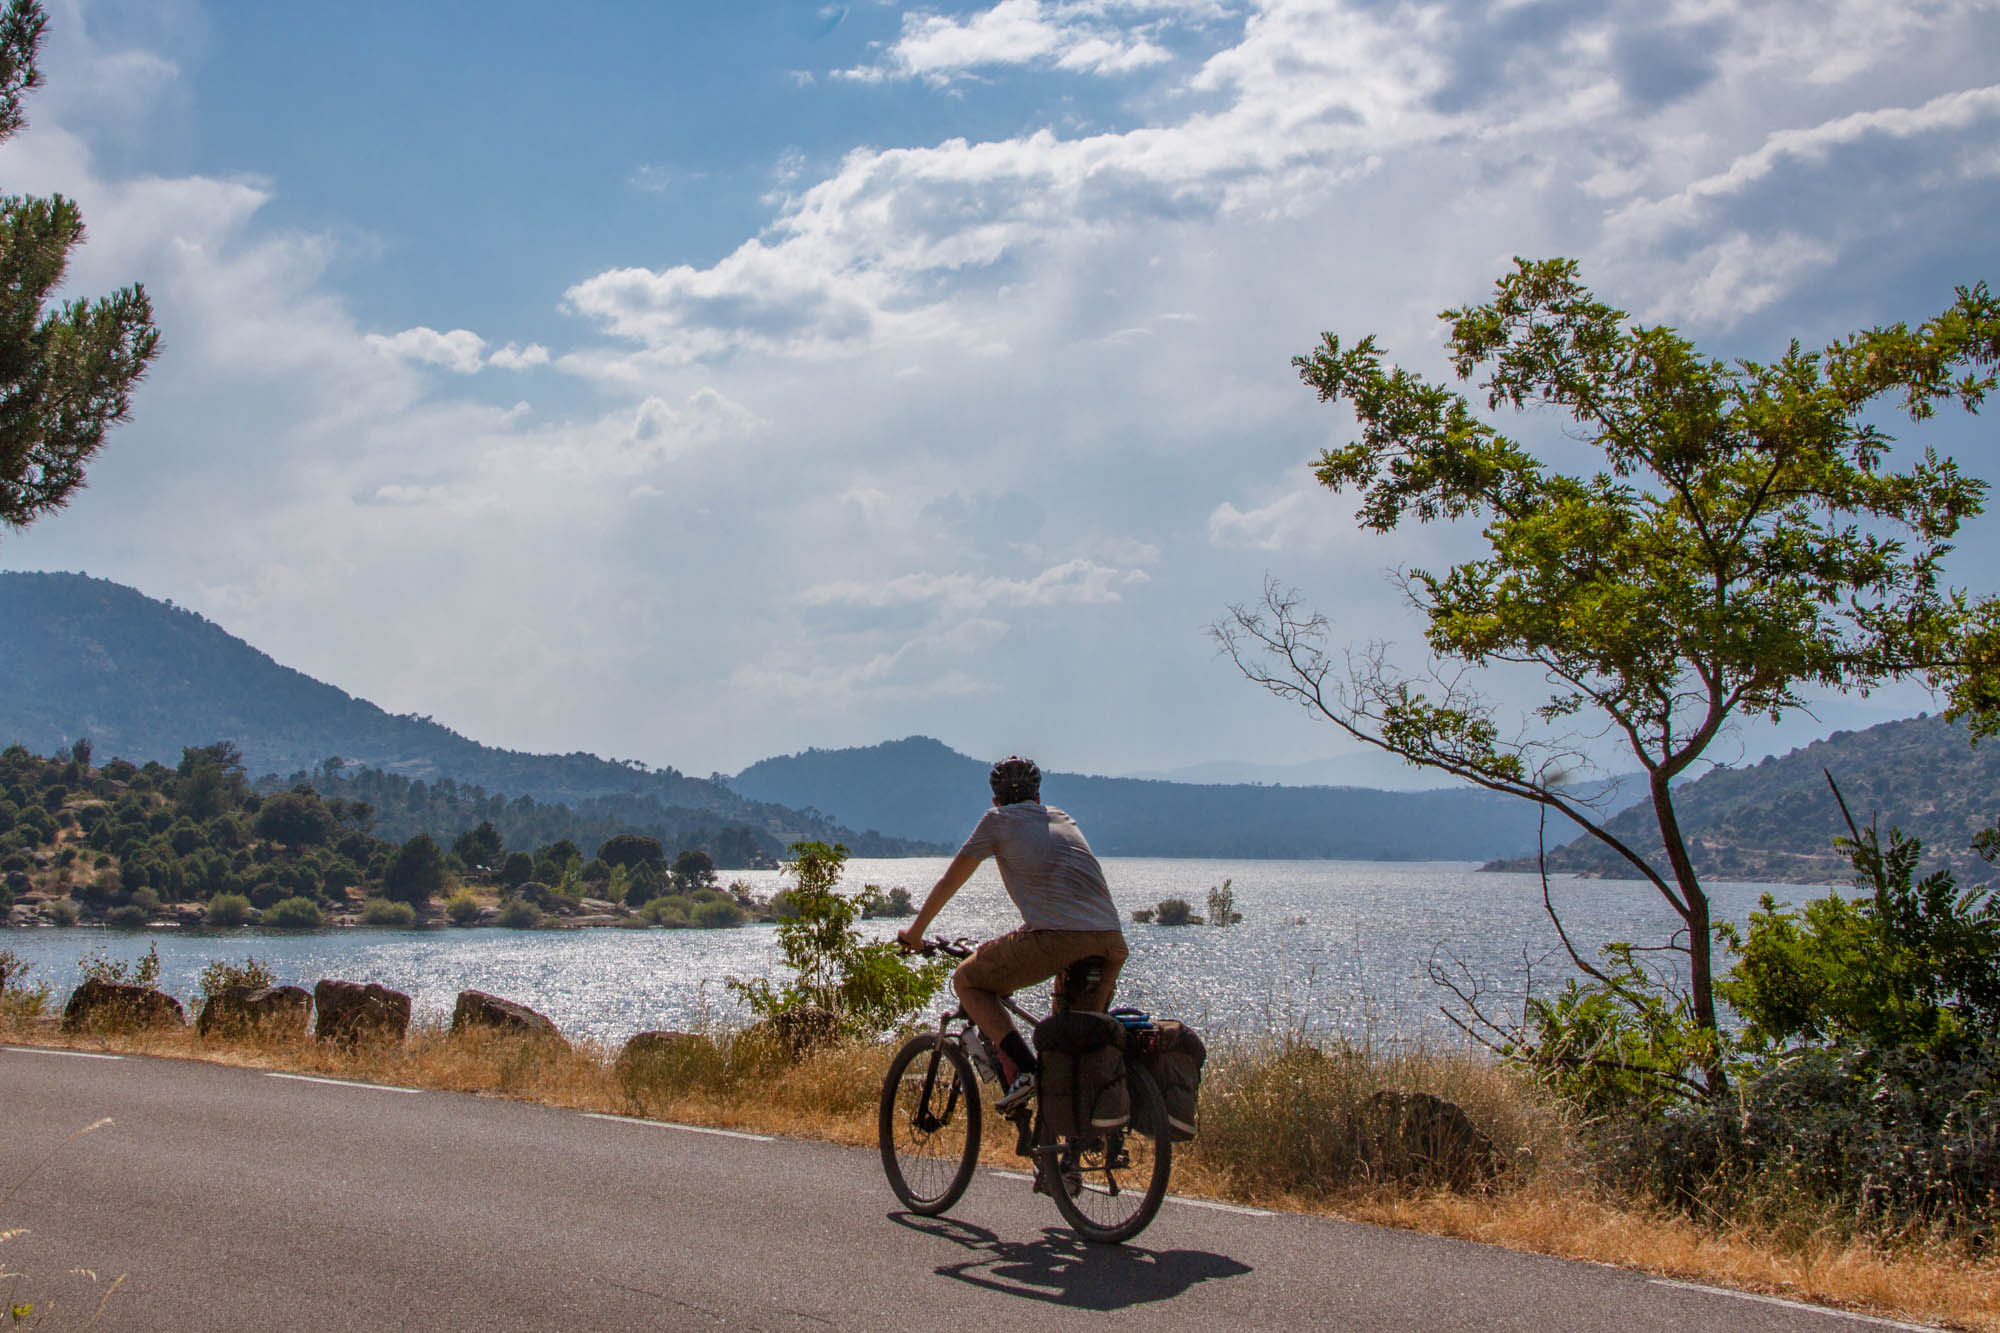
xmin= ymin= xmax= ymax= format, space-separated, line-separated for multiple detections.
xmin=381 ymin=832 xmax=446 ymax=908
xmin=254 ymin=790 xmax=336 ymax=849
xmin=728 ymin=842 xmax=947 ymax=1035
xmin=499 ymin=850 xmax=533 ymax=889
xmin=450 ymin=820 xmax=503 ymax=869
xmin=597 ymin=832 xmax=665 ymax=872
xmin=671 ymin=848 xmax=716 ymax=894
xmin=0 ymin=1 xmax=161 ymax=536
xmin=1218 ymin=259 xmax=2000 ymax=1094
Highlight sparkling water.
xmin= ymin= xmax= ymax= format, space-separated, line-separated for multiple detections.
xmin=2 ymin=858 xmax=1829 ymax=1046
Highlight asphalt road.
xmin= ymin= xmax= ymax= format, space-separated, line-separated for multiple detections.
xmin=0 ymin=1045 xmax=1935 ymax=1331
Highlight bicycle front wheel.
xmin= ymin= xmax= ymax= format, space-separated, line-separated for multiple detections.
xmin=1040 ymin=1063 xmax=1171 ymax=1244
xmin=879 ymin=1032 xmax=982 ymax=1215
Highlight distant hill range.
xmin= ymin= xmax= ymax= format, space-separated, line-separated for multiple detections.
xmin=729 ymin=736 xmax=1616 ymax=860
xmin=1484 ymin=713 xmax=2000 ymax=884
xmin=0 ymin=571 xmax=931 ymax=858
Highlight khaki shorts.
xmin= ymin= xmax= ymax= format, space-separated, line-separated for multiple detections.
xmin=954 ymin=928 xmax=1129 ymax=1013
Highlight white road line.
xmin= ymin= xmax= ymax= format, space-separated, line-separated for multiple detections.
xmin=264 ymin=1073 xmax=421 ymax=1094
xmin=3 ymin=1047 xmax=123 ymax=1060
xmin=986 ymin=1169 xmax=1273 ymax=1216
xmin=1648 ymin=1279 xmax=1940 ymax=1330
xmin=583 ymin=1113 xmax=773 ymax=1142
xmin=1166 ymin=1196 xmax=1274 ymax=1217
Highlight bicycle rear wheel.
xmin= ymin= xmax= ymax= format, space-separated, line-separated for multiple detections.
xmin=879 ymin=1032 xmax=982 ymax=1215
xmin=1039 ymin=1063 xmax=1171 ymax=1244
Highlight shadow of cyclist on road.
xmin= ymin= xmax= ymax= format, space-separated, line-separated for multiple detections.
xmin=890 ymin=1212 xmax=1251 ymax=1311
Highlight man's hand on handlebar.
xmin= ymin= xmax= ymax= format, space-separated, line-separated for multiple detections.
xmin=895 ymin=925 xmax=926 ymax=953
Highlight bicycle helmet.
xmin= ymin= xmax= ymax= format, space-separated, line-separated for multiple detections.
xmin=988 ymin=755 xmax=1041 ymax=805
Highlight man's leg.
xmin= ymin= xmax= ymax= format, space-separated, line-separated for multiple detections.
xmin=953 ymin=973 xmax=1032 ymax=1082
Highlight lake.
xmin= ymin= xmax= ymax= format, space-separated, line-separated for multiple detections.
xmin=1 ymin=857 xmax=1830 ymax=1046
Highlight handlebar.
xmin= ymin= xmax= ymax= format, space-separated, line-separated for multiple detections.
xmin=900 ymin=935 xmax=975 ymax=959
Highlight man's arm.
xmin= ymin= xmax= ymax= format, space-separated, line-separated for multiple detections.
xmin=897 ymin=849 xmax=983 ymax=949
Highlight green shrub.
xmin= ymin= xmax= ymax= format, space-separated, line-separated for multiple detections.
xmin=693 ymin=897 xmax=746 ymax=929
xmin=265 ymin=896 xmax=322 ymax=930
xmin=1607 ymin=1035 xmax=2000 ymax=1240
xmin=130 ymin=886 xmax=162 ymax=913
xmin=105 ymin=904 xmax=149 ymax=928
xmin=79 ymin=942 xmax=161 ymax=988
xmin=196 ymin=955 xmax=275 ymax=1001
xmin=46 ymin=898 xmax=79 ymax=926
xmin=360 ymin=897 xmax=417 ymax=927
xmin=1154 ymin=897 xmax=1198 ymax=926
xmin=727 ymin=841 xmax=947 ymax=1036
xmin=641 ymin=895 xmax=691 ymax=928
xmin=857 ymin=885 xmax=916 ymax=919
xmin=205 ymin=892 xmax=253 ymax=927
xmin=497 ymin=897 xmax=541 ymax=929
xmin=445 ymin=890 xmax=481 ymax=925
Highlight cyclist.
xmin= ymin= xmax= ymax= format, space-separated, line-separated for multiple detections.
xmin=897 ymin=756 xmax=1127 ymax=1112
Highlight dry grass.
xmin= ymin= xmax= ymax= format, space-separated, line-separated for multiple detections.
xmin=3 ymin=1009 xmax=1993 ymax=1330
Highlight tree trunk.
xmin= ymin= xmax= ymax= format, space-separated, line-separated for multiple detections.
xmin=1649 ymin=773 xmax=1727 ymax=1096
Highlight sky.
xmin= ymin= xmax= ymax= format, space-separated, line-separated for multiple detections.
xmin=1 ymin=0 xmax=1996 ymax=786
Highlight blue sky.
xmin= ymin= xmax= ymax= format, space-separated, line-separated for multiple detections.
xmin=2 ymin=0 xmax=1997 ymax=785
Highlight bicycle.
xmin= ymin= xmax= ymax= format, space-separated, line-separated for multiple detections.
xmin=877 ymin=937 xmax=1173 ymax=1244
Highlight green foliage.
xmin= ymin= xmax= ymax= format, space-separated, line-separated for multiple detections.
xmin=253 ymin=789 xmax=336 ymax=848
xmin=444 ymin=890 xmax=481 ymax=925
xmin=856 ymin=884 xmax=915 ymax=919
xmin=1153 ymin=897 xmax=1197 ymax=926
xmin=1130 ymin=906 xmax=1155 ymax=924
xmin=693 ymin=896 xmax=745 ymax=929
xmin=44 ymin=896 xmax=75 ymax=925
xmin=598 ymin=832 xmax=665 ymax=871
xmin=104 ymin=903 xmax=147 ymax=928
xmin=640 ymin=894 xmax=690 ymax=927
xmin=78 ymin=942 xmax=159 ymax=987
xmin=1206 ymin=879 xmax=1242 ymax=926
xmin=496 ymin=897 xmax=541 ymax=929
xmin=672 ymin=848 xmax=716 ymax=893
xmin=265 ymin=896 xmax=321 ymax=930
xmin=360 ymin=897 xmax=418 ymax=927
xmin=0 ymin=0 xmax=161 ymax=535
xmin=1222 ymin=260 xmax=2000 ymax=1089
xmin=1720 ymin=810 xmax=2000 ymax=1057
xmin=203 ymin=891 xmax=253 ymax=927
xmin=195 ymin=954 xmax=274 ymax=1001
xmin=728 ymin=841 xmax=948 ymax=1036
xmin=1511 ymin=967 xmax=1720 ymax=1119
xmin=381 ymin=832 xmax=446 ymax=907
xmin=1611 ymin=1036 xmax=2000 ymax=1240
xmin=450 ymin=819 xmax=504 ymax=869
xmin=499 ymin=850 xmax=533 ymax=888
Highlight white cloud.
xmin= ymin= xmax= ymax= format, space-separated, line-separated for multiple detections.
xmin=842 ymin=0 xmax=1181 ymax=85
xmin=366 ymin=326 xmax=490 ymax=375
xmin=800 ymin=559 xmax=1151 ymax=611
xmin=486 ymin=341 xmax=551 ymax=370
xmin=1208 ymin=487 xmax=1346 ymax=553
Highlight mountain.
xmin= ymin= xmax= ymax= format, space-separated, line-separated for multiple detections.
xmin=1484 ymin=713 xmax=2000 ymax=884
xmin=0 ymin=571 xmax=932 ymax=856
xmin=729 ymin=736 xmax=1609 ymax=860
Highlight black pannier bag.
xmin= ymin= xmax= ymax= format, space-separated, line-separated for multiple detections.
xmin=1140 ymin=1019 xmax=1206 ymax=1142
xmin=1032 ymin=1011 xmax=1129 ymax=1138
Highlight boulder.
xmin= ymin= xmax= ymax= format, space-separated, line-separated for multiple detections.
xmin=198 ymin=984 xmax=312 ymax=1040
xmin=614 ymin=1030 xmax=712 ymax=1093
xmin=749 ymin=1004 xmax=842 ymax=1057
xmin=313 ymin=979 xmax=412 ymax=1046
xmin=61 ymin=977 xmax=186 ymax=1033
xmin=451 ymin=989 xmax=565 ymax=1046
xmin=1365 ymin=1090 xmax=1498 ymax=1187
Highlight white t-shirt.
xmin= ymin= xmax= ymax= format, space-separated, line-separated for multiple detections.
xmin=957 ymin=802 xmax=1121 ymax=933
